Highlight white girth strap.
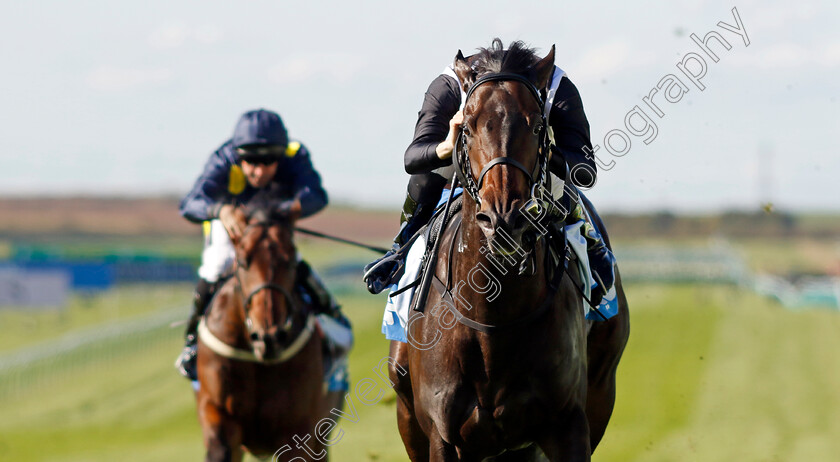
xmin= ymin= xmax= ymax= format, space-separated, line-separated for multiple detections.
xmin=197 ymin=315 xmax=317 ymax=364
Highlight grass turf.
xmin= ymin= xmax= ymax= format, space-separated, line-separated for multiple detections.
xmin=1 ymin=284 xmax=839 ymax=461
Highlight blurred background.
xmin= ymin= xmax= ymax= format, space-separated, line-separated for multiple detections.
xmin=1 ymin=0 xmax=838 ymax=461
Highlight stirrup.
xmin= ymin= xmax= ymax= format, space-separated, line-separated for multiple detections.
xmin=363 ymin=229 xmax=423 ymax=294
xmin=364 ymin=191 xmax=434 ymax=294
xmin=363 ymin=245 xmax=403 ymax=294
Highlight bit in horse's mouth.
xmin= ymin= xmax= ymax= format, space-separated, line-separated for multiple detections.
xmin=482 ymin=234 xmax=525 ymax=256
xmin=481 ymin=232 xmax=539 ymax=276
xmin=484 ymin=245 xmax=524 ymax=270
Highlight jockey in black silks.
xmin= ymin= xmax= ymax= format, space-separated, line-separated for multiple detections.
xmin=364 ymin=41 xmax=616 ymax=306
xmin=177 ymin=109 xmax=350 ymax=387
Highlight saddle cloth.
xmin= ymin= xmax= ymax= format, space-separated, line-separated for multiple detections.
xmin=381 ymin=191 xmax=619 ymax=343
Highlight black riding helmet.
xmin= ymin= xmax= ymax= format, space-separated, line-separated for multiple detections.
xmin=233 ymin=109 xmax=288 ymax=163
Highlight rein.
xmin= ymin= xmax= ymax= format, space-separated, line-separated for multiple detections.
xmin=294 ymin=226 xmax=391 ymax=254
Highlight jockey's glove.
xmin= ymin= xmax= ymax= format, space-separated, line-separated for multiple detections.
xmin=272 ymin=199 xmax=302 ymax=220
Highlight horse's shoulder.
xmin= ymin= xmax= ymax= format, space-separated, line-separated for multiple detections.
xmin=422 ymin=218 xmax=459 ymax=307
xmin=206 ymin=280 xmax=238 ymax=321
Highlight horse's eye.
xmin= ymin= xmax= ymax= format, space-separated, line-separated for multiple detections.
xmin=533 ymin=124 xmax=543 ymax=135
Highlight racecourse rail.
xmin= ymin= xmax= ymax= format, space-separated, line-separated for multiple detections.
xmin=1 ymin=242 xmax=837 ymax=400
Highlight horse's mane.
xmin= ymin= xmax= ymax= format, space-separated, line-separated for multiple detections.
xmin=472 ymin=38 xmax=540 ymax=80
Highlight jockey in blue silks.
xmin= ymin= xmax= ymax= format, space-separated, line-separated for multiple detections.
xmin=176 ymin=109 xmax=350 ymax=390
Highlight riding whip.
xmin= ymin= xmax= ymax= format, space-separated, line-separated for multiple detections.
xmin=411 ymin=172 xmax=460 ymax=313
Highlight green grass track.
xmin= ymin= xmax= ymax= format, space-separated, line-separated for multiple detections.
xmin=1 ymin=284 xmax=838 ymax=461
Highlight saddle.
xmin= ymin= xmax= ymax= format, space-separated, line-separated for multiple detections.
xmin=422 ymin=194 xmax=464 ymax=257
xmin=395 ymin=192 xmax=569 ymax=305
xmin=384 ymin=194 xmax=464 ymax=292
xmin=381 ymin=193 xmax=585 ymax=342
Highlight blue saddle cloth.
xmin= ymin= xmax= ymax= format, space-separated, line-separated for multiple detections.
xmin=382 ymin=189 xmax=618 ymax=343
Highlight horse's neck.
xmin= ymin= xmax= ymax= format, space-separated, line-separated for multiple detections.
xmin=206 ymin=280 xmax=251 ymax=349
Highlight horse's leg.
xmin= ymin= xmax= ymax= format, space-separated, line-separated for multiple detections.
xmin=321 ymin=389 xmax=345 ymax=422
xmin=585 ymin=272 xmax=630 ymax=450
xmin=427 ymin=429 xmax=459 ymax=462
xmin=397 ymin=397 xmax=431 ymax=461
xmin=538 ymin=406 xmax=591 ymax=462
xmin=198 ymin=396 xmax=243 ymax=462
xmin=391 ymin=340 xmax=430 ymax=461
xmin=317 ymin=388 xmax=344 ymax=462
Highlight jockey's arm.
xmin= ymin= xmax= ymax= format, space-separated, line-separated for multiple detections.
xmin=179 ymin=144 xmax=234 ymax=223
xmin=548 ymin=77 xmax=597 ymax=188
xmin=404 ymin=74 xmax=462 ymax=174
xmin=284 ymin=144 xmax=328 ymax=219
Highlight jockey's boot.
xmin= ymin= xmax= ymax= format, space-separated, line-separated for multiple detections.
xmin=175 ymin=278 xmax=217 ymax=381
xmin=297 ymin=260 xmax=344 ymax=320
xmin=297 ymin=260 xmax=353 ymax=389
xmin=363 ymin=192 xmax=434 ymax=294
xmin=318 ymin=314 xmax=353 ymax=393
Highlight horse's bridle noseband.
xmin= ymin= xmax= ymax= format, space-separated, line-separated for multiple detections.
xmin=453 ymin=72 xmax=551 ymax=206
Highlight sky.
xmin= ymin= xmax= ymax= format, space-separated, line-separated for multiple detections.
xmin=0 ymin=0 xmax=837 ymax=213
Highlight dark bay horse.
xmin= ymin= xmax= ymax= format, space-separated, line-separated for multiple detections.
xmin=390 ymin=44 xmax=630 ymax=461
xmin=195 ymin=205 xmax=342 ymax=461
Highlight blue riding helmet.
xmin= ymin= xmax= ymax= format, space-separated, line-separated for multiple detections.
xmin=233 ymin=109 xmax=289 ymax=150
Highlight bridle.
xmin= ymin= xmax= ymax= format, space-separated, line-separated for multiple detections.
xmin=196 ymin=217 xmax=318 ymax=364
xmin=453 ymin=72 xmax=552 ymax=208
xmin=234 ymin=221 xmax=298 ymax=336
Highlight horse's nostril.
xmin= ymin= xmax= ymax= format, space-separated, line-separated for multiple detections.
xmin=476 ymin=212 xmax=493 ymax=228
xmin=250 ymin=332 xmax=260 ymax=342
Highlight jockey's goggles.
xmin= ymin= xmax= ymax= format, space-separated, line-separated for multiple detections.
xmin=237 ymin=145 xmax=284 ymax=165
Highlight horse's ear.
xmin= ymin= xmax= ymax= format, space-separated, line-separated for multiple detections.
xmin=453 ymin=50 xmax=475 ymax=93
xmin=533 ymin=45 xmax=556 ymax=90
xmin=230 ymin=207 xmax=249 ymax=246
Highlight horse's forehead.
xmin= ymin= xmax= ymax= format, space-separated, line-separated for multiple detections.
xmin=471 ymin=92 xmax=537 ymax=135
xmin=242 ymin=224 xmax=291 ymax=255
xmin=469 ymin=83 xmax=537 ymax=120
